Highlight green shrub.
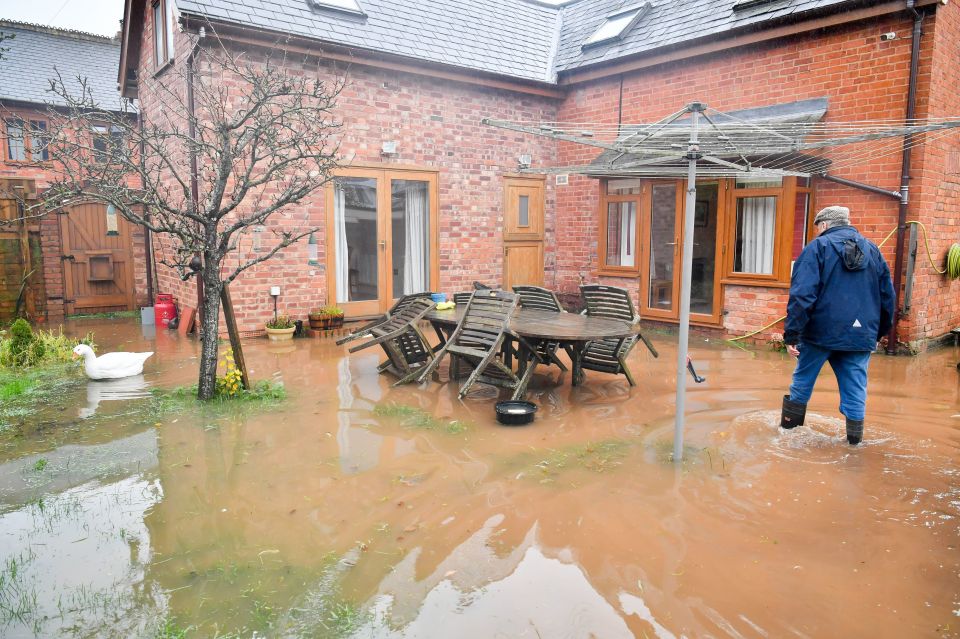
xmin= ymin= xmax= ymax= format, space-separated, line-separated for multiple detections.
xmin=0 ymin=324 xmax=94 ymax=369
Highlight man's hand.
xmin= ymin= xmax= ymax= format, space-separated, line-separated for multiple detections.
xmin=787 ymin=344 xmax=800 ymax=358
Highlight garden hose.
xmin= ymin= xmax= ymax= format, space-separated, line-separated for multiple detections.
xmin=726 ymin=220 xmax=959 ymax=343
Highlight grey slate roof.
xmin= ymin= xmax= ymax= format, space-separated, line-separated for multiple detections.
xmin=555 ymin=0 xmax=863 ymax=72
xmin=177 ymin=0 xmax=563 ymax=83
xmin=0 ymin=21 xmax=126 ymax=110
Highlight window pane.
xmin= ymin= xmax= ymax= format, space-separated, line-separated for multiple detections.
xmin=691 ymin=183 xmax=719 ymax=316
xmin=607 ymin=179 xmax=642 ymax=195
xmin=153 ymin=2 xmax=164 ymax=66
xmin=736 ymin=176 xmax=782 ymax=189
xmin=391 ymin=180 xmax=430 ymax=297
xmin=605 ymin=201 xmax=636 ymax=267
xmin=584 ymin=8 xmax=640 ymax=46
xmin=518 ymin=195 xmax=529 ymax=227
xmin=29 ymin=120 xmax=48 ymax=161
xmin=6 ymin=119 xmax=25 ymax=161
xmin=734 ymin=196 xmax=777 ymax=275
xmin=647 ymin=184 xmax=676 ymax=309
xmin=166 ymin=1 xmax=176 ymax=59
xmin=791 ymin=192 xmax=810 ymax=260
xmin=334 ymin=177 xmax=379 ymax=303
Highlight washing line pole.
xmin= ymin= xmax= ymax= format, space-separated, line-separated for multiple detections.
xmin=673 ymin=103 xmax=703 ymax=462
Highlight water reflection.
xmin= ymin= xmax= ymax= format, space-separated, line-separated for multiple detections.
xmin=79 ymin=374 xmax=150 ymax=419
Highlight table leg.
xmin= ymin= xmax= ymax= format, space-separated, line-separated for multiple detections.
xmin=512 ymin=339 xmax=538 ymax=400
xmin=570 ymin=342 xmax=586 ymax=386
xmin=430 ymin=321 xmax=449 ymax=353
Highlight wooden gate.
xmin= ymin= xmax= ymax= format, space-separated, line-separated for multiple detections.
xmin=60 ymin=202 xmax=136 ymax=315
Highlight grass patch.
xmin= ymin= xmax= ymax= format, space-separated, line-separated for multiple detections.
xmin=0 ymin=549 xmax=40 ymax=633
xmin=146 ymin=380 xmax=286 ymax=420
xmin=0 ymin=322 xmax=93 ymax=368
xmin=508 ymin=439 xmax=632 ymax=483
xmin=68 ymin=310 xmax=140 ymax=320
xmin=373 ymin=403 xmax=470 ymax=434
xmin=155 ymin=618 xmax=191 ymax=639
xmin=0 ymin=363 xmax=84 ymax=435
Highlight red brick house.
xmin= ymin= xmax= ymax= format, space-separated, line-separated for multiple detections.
xmin=117 ymin=0 xmax=960 ymax=348
xmin=1 ymin=21 xmax=150 ymax=323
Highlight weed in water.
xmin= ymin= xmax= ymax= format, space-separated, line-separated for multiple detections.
xmin=32 ymin=458 xmax=47 ymax=472
xmin=0 ymin=550 xmax=40 ymax=630
xmin=323 ymin=601 xmax=363 ymax=635
xmin=251 ymin=598 xmax=277 ymax=628
xmin=155 ymin=618 xmax=190 ymax=639
xmin=508 ymin=439 xmax=632 ymax=482
xmin=146 ymin=380 xmax=286 ymax=421
xmin=373 ymin=403 xmax=470 ymax=434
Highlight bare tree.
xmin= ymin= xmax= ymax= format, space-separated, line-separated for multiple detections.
xmin=38 ymin=45 xmax=342 ymax=399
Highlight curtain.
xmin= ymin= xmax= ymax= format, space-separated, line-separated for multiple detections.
xmin=739 ymin=196 xmax=776 ymax=274
xmin=334 ymin=182 xmax=349 ymax=303
xmin=619 ymin=202 xmax=636 ymax=267
xmin=403 ymin=182 xmax=428 ymax=294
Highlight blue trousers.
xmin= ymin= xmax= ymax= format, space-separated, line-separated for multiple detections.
xmin=788 ymin=343 xmax=872 ymax=421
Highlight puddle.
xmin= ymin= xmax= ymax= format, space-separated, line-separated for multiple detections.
xmin=0 ymin=318 xmax=957 ymax=638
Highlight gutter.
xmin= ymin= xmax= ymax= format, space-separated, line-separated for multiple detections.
xmin=887 ymin=0 xmax=925 ymax=354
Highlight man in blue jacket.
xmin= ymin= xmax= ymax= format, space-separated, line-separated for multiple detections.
xmin=781 ymin=205 xmax=895 ymax=445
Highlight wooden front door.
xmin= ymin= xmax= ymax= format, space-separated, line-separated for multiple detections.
xmin=60 ymin=202 xmax=137 ymax=315
xmin=503 ymin=177 xmax=545 ymax=289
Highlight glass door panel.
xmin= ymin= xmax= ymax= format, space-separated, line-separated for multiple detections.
xmin=605 ymin=201 xmax=637 ymax=267
xmin=646 ymin=183 xmax=677 ymax=314
xmin=691 ymin=183 xmax=719 ymax=317
xmin=391 ymin=179 xmax=431 ymax=298
xmin=333 ymin=176 xmax=380 ymax=310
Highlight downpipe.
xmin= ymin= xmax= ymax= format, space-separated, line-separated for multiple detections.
xmin=887 ymin=0 xmax=923 ymax=354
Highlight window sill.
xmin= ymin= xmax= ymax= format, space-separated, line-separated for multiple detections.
xmin=595 ymin=268 xmax=640 ymax=278
xmin=153 ymin=59 xmax=175 ymax=79
xmin=720 ymin=278 xmax=790 ymax=289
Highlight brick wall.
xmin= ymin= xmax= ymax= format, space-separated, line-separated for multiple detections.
xmin=140 ymin=25 xmax=557 ymax=332
xmin=553 ymin=10 xmax=958 ymax=344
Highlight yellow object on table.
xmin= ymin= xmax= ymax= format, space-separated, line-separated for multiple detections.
xmin=435 ymin=301 xmax=456 ymax=311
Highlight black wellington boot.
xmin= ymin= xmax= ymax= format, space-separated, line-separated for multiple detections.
xmin=846 ymin=418 xmax=864 ymax=445
xmin=780 ymin=395 xmax=806 ymax=429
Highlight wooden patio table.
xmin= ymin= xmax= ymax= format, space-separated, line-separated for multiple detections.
xmin=424 ymin=307 xmax=641 ymax=387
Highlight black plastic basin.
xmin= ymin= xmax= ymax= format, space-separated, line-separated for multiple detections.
xmin=495 ymin=401 xmax=537 ymax=426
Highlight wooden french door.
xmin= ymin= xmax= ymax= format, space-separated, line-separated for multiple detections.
xmin=639 ymin=180 xmax=724 ymax=324
xmin=503 ymin=176 xmax=545 ymax=289
xmin=60 ymin=201 xmax=137 ymax=315
xmin=326 ymin=168 xmax=439 ymax=317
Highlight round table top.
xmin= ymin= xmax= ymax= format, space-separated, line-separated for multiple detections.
xmin=426 ymin=307 xmax=639 ymax=342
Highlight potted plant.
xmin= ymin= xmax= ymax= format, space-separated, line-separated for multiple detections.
xmin=308 ymin=307 xmax=331 ymax=330
xmin=326 ymin=306 xmax=344 ymax=329
xmin=265 ymin=315 xmax=296 ymax=341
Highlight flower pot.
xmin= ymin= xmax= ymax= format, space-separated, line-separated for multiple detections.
xmin=265 ymin=326 xmax=295 ymax=341
xmin=330 ymin=315 xmax=344 ymax=329
xmin=308 ymin=314 xmax=331 ymax=330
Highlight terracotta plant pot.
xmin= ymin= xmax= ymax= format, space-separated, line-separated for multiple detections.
xmin=265 ymin=326 xmax=295 ymax=341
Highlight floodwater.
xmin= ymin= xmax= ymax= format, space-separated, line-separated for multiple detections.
xmin=0 ymin=318 xmax=957 ymax=638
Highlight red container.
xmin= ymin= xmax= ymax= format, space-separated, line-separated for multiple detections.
xmin=154 ymin=294 xmax=177 ymax=327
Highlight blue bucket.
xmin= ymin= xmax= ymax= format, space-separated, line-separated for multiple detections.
xmin=430 ymin=293 xmax=447 ymax=303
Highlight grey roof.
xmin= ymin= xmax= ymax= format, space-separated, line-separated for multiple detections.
xmin=177 ymin=0 xmax=564 ymax=83
xmin=555 ymin=0 xmax=863 ymax=72
xmin=0 ymin=21 xmax=126 ymax=110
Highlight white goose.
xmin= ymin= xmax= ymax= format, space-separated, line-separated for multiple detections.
xmin=73 ymin=344 xmax=154 ymax=380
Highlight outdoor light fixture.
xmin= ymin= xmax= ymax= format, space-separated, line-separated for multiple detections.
xmin=381 ymin=140 xmax=398 ymax=155
xmin=880 ymin=32 xmax=897 ymax=41
xmin=270 ymin=286 xmax=281 ymax=322
xmin=518 ymin=154 xmax=532 ymax=168
xmin=307 ymin=232 xmax=319 ymax=265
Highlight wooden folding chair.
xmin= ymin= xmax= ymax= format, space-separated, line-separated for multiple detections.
xmin=335 ymin=292 xmax=434 ymax=346
xmin=346 ymin=297 xmax=436 ymax=381
xmin=452 ymin=291 xmax=474 ymax=305
xmin=401 ymin=289 xmax=538 ymax=399
xmin=579 ymin=285 xmax=658 ymax=386
xmin=512 ymin=285 xmax=569 ymax=371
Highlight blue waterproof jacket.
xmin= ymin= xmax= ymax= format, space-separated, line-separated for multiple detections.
xmin=785 ymin=225 xmax=895 ymax=351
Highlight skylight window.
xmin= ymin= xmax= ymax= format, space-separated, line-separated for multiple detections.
xmin=306 ymin=0 xmax=365 ymax=16
xmin=582 ymin=2 xmax=651 ymax=49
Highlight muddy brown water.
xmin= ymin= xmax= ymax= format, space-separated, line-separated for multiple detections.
xmin=0 ymin=318 xmax=957 ymax=638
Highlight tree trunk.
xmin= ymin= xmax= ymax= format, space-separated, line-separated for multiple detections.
xmin=197 ymin=265 xmax=223 ymax=400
